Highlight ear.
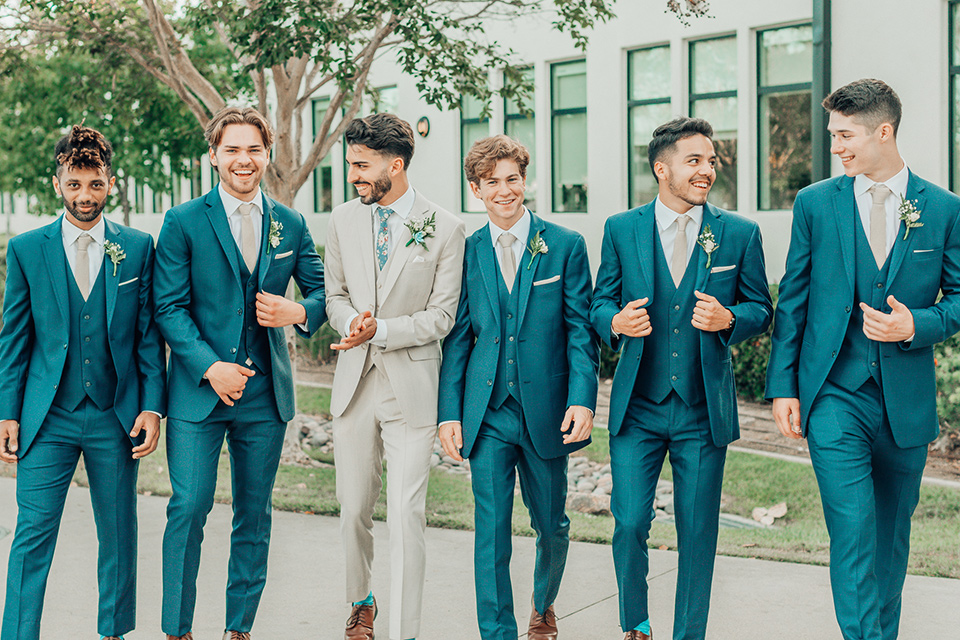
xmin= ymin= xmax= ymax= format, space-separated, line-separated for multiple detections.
xmin=208 ymin=146 xmax=218 ymax=168
xmin=654 ymin=160 xmax=668 ymax=182
xmin=878 ymin=123 xmax=895 ymax=142
xmin=390 ymin=156 xmax=405 ymax=176
xmin=468 ymin=180 xmax=482 ymax=200
xmin=106 ymin=175 xmax=117 ymax=195
xmin=52 ymin=175 xmax=61 ymax=197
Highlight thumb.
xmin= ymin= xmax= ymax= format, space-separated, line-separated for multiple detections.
xmin=455 ymin=426 xmax=463 ymax=448
xmin=791 ymin=406 xmax=801 ymax=428
xmin=129 ymin=419 xmax=143 ymax=438
xmin=887 ymin=295 xmax=906 ymax=311
xmin=361 ymin=310 xmax=372 ymax=318
xmin=8 ymin=430 xmax=17 ymax=453
xmin=633 ymin=297 xmax=649 ymax=308
xmin=694 ymin=289 xmax=709 ymax=300
xmin=560 ymin=408 xmax=574 ymax=432
xmin=239 ymin=366 xmax=256 ymax=377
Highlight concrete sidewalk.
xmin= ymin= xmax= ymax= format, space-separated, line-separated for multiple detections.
xmin=0 ymin=477 xmax=957 ymax=639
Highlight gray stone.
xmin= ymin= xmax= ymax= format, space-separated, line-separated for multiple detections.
xmin=566 ymin=491 xmax=612 ymax=516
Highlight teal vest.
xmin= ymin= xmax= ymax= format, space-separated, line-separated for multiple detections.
xmin=827 ymin=212 xmax=889 ymax=391
xmin=489 ymin=258 xmax=523 ymax=409
xmin=632 ymin=232 xmax=705 ymax=407
xmin=53 ymin=262 xmax=117 ymax=411
xmin=235 ymin=243 xmax=272 ymax=374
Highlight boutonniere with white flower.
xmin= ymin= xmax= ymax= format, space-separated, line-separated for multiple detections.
xmin=697 ymin=224 xmax=719 ymax=270
xmin=526 ymin=231 xmax=548 ymax=270
xmin=103 ymin=240 xmax=126 ymax=276
xmin=898 ymin=194 xmax=923 ymax=240
xmin=266 ymin=216 xmax=283 ymax=254
xmin=404 ymin=212 xmax=437 ymax=250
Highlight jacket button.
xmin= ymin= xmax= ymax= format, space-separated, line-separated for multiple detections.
xmin=876 ymin=283 xmax=883 ymax=289
xmin=674 ymin=305 xmax=680 ymax=311
xmin=674 ymin=328 xmax=680 ymax=334
xmin=85 ymin=381 xmax=91 ymax=387
xmin=231 ymin=347 xmax=237 ymax=353
xmin=832 ymin=351 xmax=837 ymax=358
xmin=237 ymin=309 xmax=242 ymax=315
xmin=494 ymin=337 xmax=499 ymax=343
xmin=84 ymin=314 xmax=90 ymax=320
xmin=845 ymin=306 xmax=851 ymax=313
xmin=671 ymin=375 xmax=678 ymax=381
xmin=84 ymin=337 xmax=91 ymax=343
xmin=487 ymin=380 xmax=492 ymax=386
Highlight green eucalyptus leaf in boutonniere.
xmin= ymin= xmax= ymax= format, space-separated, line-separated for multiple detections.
xmin=266 ymin=216 xmax=283 ymax=254
xmin=526 ymin=231 xmax=548 ymax=270
xmin=404 ymin=212 xmax=437 ymax=250
xmin=103 ymin=240 xmax=126 ymax=276
xmin=697 ymin=224 xmax=719 ymax=270
xmin=898 ymin=194 xmax=923 ymax=240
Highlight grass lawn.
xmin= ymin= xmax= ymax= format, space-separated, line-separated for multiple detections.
xmin=1 ymin=385 xmax=958 ymax=579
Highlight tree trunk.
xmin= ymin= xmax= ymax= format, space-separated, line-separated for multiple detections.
xmin=116 ymin=176 xmax=132 ymax=227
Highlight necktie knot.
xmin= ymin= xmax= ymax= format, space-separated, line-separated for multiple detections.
xmin=868 ymin=183 xmax=892 ymax=205
xmin=77 ymin=233 xmax=93 ymax=250
xmin=377 ymin=207 xmax=393 ymax=224
xmin=498 ymin=232 xmax=516 ymax=248
xmin=237 ymin=202 xmax=255 ymax=218
xmin=676 ymin=214 xmax=691 ymax=232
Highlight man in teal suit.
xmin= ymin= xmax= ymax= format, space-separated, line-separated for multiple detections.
xmin=0 ymin=125 xmax=166 ymax=640
xmin=438 ymin=135 xmax=599 ymax=640
xmin=591 ymin=118 xmax=772 ymax=640
xmin=767 ymin=79 xmax=960 ymax=640
xmin=154 ymin=107 xmax=326 ymax=640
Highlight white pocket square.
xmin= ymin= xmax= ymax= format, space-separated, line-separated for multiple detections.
xmin=710 ymin=265 xmax=736 ymax=273
xmin=913 ymin=249 xmax=936 ymax=253
xmin=412 ymin=255 xmax=427 ymax=264
xmin=533 ymin=275 xmax=561 ymax=286
xmin=118 ymin=277 xmax=138 ymax=286
xmin=274 ymin=250 xmax=293 ymax=259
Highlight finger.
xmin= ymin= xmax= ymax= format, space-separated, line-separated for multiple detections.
xmin=859 ymin=302 xmax=883 ymax=319
xmin=887 ymin=295 xmax=907 ymax=312
xmin=129 ymin=421 xmax=143 ymax=438
xmin=218 ymin=392 xmax=235 ymax=406
xmin=0 ymin=448 xmax=16 ymax=463
xmin=8 ymin=432 xmax=17 ymax=453
xmin=693 ymin=290 xmax=715 ymax=302
xmin=239 ymin=366 xmax=256 ymax=377
xmin=560 ymin=409 xmax=574 ymax=432
xmin=454 ymin=426 xmax=463 ymax=449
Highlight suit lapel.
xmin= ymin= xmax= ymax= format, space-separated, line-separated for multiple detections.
xmin=832 ymin=176 xmax=857 ymax=295
xmin=41 ymin=217 xmax=69 ymax=325
xmin=634 ymin=203 xmax=656 ymax=301
xmin=887 ymin=171 xmax=925 ymax=287
xmin=258 ymin=195 xmax=275 ymax=289
xmin=475 ymin=230 xmax=501 ymax=327
xmin=104 ymin=219 xmax=122 ymax=328
xmin=517 ymin=214 xmax=546 ymax=330
xmin=203 ymin=190 xmax=242 ymax=289
xmin=695 ymin=203 xmax=725 ymax=291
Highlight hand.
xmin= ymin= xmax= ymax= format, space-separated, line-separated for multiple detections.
xmin=561 ymin=405 xmax=593 ymax=444
xmin=438 ymin=422 xmax=464 ymax=462
xmin=331 ymin=311 xmax=378 ymax=351
xmin=692 ymin=290 xmax=734 ymax=332
xmin=256 ymin=291 xmax=307 ymax=327
xmin=130 ymin=412 xmax=161 ymax=459
xmin=861 ymin=295 xmax=915 ymax=342
xmin=0 ymin=420 xmax=18 ymax=463
xmin=204 ymin=361 xmax=255 ymax=406
xmin=772 ymin=398 xmax=803 ymax=440
xmin=612 ymin=298 xmax=651 ymax=337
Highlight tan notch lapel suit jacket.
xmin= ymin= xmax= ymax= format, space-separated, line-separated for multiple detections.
xmin=325 ymin=191 xmax=466 ymax=427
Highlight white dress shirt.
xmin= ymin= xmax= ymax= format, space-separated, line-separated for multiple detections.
xmin=343 ymin=185 xmax=418 ymax=347
xmin=488 ymin=207 xmax=532 ymax=271
xmin=62 ymin=214 xmax=105 ymax=288
xmin=654 ymin=197 xmax=703 ymax=268
xmin=854 ymin=162 xmax=909 ymax=257
xmin=219 ymin=183 xmax=264 ymax=254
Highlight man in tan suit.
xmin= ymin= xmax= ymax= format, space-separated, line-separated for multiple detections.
xmin=325 ymin=113 xmax=465 ymax=640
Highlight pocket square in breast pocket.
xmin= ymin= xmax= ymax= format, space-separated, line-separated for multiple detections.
xmin=533 ymin=275 xmax=561 ymax=286
xmin=274 ymin=250 xmax=293 ymax=260
xmin=912 ymin=248 xmax=936 ymax=253
xmin=412 ymin=255 xmax=427 ymax=264
xmin=118 ymin=277 xmax=139 ymax=286
xmin=710 ymin=265 xmax=736 ymax=274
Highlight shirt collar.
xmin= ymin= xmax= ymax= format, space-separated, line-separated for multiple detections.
xmin=654 ymin=197 xmax=703 ymax=232
xmin=219 ymin=183 xmax=264 ymax=217
xmin=854 ymin=161 xmax=910 ymax=200
xmin=61 ymin=213 xmax=105 ymax=246
xmin=488 ymin=207 xmax=532 ymax=246
xmin=372 ymin=185 xmax=416 ymax=221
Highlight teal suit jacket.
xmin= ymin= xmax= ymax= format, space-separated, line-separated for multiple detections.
xmin=154 ymin=189 xmax=326 ymax=423
xmin=438 ymin=214 xmax=599 ymax=459
xmin=766 ymin=172 xmax=960 ymax=448
xmin=591 ymin=202 xmax=772 ymax=446
xmin=0 ymin=216 xmax=167 ymax=457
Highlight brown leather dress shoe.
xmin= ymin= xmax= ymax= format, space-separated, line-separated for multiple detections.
xmin=223 ymin=632 xmax=251 ymax=640
xmin=344 ymin=596 xmax=377 ymax=639
xmin=623 ymin=630 xmax=652 ymax=639
xmin=528 ymin=604 xmax=558 ymax=640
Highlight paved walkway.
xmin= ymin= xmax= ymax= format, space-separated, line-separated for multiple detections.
xmin=0 ymin=478 xmax=958 ymax=639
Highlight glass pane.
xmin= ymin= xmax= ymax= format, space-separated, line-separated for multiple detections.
xmin=692 ymin=96 xmax=738 ymax=210
xmin=629 ymin=102 xmax=673 ymax=208
xmin=552 ymin=60 xmax=587 ymax=111
xmin=462 ymin=93 xmax=487 ymax=121
xmin=760 ymin=25 xmax=813 ymax=87
xmin=954 ymin=3 xmax=960 ymax=67
xmin=552 ymin=111 xmax=588 ymax=212
xmin=506 ymin=67 xmax=535 ymax=117
xmin=312 ymin=97 xmax=333 ymax=212
xmin=372 ymin=86 xmax=398 ymax=114
xmin=759 ymin=90 xmax=812 ymax=210
xmin=629 ymin=46 xmax=671 ymax=101
xmin=692 ymin=37 xmax=737 ymax=95
xmin=461 ymin=120 xmax=490 ymax=213
xmin=954 ymin=75 xmax=960 ymax=190
xmin=506 ymin=116 xmax=537 ymax=210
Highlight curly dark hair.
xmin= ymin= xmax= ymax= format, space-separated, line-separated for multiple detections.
xmin=54 ymin=124 xmax=113 ymax=176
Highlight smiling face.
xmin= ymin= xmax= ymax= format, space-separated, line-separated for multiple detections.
xmin=654 ymin=133 xmax=716 ymax=212
xmin=828 ymin=110 xmax=896 ymax=180
xmin=470 ymin=158 xmax=526 ymax=230
xmin=53 ymin=165 xmax=115 ymax=230
xmin=346 ymin=144 xmax=407 ymax=206
xmin=209 ymin=123 xmax=269 ymax=200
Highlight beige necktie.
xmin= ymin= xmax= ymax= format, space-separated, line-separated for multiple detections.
xmin=868 ymin=183 xmax=891 ymax=268
xmin=671 ymin=214 xmax=692 ymax=286
xmin=499 ymin=233 xmax=517 ymax=293
xmin=75 ymin=233 xmax=93 ymax=300
xmin=238 ymin=203 xmax=258 ymax=272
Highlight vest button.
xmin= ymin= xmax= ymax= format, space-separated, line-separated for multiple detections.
xmin=494 ymin=337 xmax=499 ymax=343
xmin=63 ymin=344 xmax=67 ymax=349
xmin=508 ymin=382 xmax=514 ymax=387
xmin=237 ymin=309 xmax=242 ymax=315
xmin=231 ymin=347 xmax=237 ymax=353
xmin=84 ymin=359 xmax=90 ymax=365
xmin=872 ymin=361 xmax=878 ymax=367
xmin=674 ymin=328 xmax=680 ymax=334
xmin=876 ymin=283 xmax=883 ymax=289
xmin=84 ymin=337 xmax=91 ymax=343
xmin=507 ymin=313 xmax=513 ymax=319
xmin=508 ymin=359 xmax=514 ymax=365
xmin=832 ymin=351 xmax=837 ymax=358
xmin=674 ymin=305 xmax=680 ymax=311
xmin=508 ymin=336 xmax=514 ymax=342
xmin=671 ymin=375 xmax=678 ymax=381
xmin=85 ymin=381 xmax=91 ymax=387
xmin=845 ymin=306 xmax=851 ymax=313
xmin=248 ymin=326 xmax=254 ymax=331
xmin=672 ymin=352 xmax=678 ymax=357
xmin=84 ymin=315 xmax=90 ymax=320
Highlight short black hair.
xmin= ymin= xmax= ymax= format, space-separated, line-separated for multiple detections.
xmin=822 ymin=78 xmax=902 ymax=136
xmin=54 ymin=124 xmax=113 ymax=176
xmin=344 ymin=113 xmax=415 ymax=170
xmin=647 ymin=117 xmax=714 ymax=178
